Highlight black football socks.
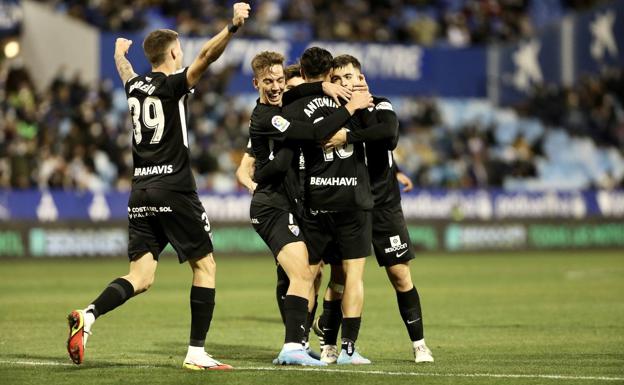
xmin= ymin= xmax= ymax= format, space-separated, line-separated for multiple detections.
xmin=303 ymin=296 xmax=318 ymax=344
xmin=275 ymin=265 xmax=289 ymax=324
xmin=341 ymin=317 xmax=361 ymax=355
xmin=396 ymin=286 xmax=424 ymax=341
xmin=320 ymin=299 xmax=343 ymax=345
xmin=88 ymin=277 xmax=135 ymax=318
xmin=283 ymin=295 xmax=308 ymax=344
xmin=189 ymin=286 xmax=215 ymax=347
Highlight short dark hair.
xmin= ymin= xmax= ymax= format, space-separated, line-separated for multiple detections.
xmin=251 ymin=51 xmax=285 ymax=78
xmin=300 ymin=47 xmax=333 ymax=79
xmin=143 ymin=29 xmax=179 ymax=67
xmin=332 ymin=54 xmax=362 ymax=71
xmin=284 ymin=64 xmax=301 ymax=82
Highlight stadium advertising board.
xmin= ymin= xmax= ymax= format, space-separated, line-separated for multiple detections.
xmin=495 ymin=0 xmax=624 ymax=104
xmin=98 ymin=2 xmax=623 ymax=101
xmin=100 ymin=35 xmax=486 ymax=97
xmin=0 ymin=223 xmax=268 ymax=258
xmin=1 ymin=190 xmax=622 ymax=257
xmin=574 ymin=1 xmax=624 ymax=79
xmin=0 ymin=190 xmax=622 ymax=222
xmin=0 ymin=221 xmax=622 ymax=258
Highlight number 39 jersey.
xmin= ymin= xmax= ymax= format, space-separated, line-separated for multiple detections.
xmin=125 ymin=67 xmax=196 ymax=192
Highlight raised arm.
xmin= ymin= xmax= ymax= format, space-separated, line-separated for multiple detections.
xmin=186 ymin=2 xmax=250 ymax=88
xmin=114 ymin=38 xmax=138 ymax=85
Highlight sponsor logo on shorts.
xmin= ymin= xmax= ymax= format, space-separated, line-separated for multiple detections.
xmin=385 ymin=235 xmax=408 ymax=254
xmin=251 ymin=218 xmax=260 ymax=224
xmin=128 ymin=206 xmax=172 ymax=218
xmin=396 ymin=249 xmax=409 ymax=258
xmin=288 ymin=224 xmax=300 ymax=236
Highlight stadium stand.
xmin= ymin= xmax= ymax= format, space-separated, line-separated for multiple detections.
xmin=37 ymin=0 xmax=610 ymax=44
xmin=1 ymin=57 xmax=622 ymax=191
xmin=1 ymin=0 xmax=622 ymax=192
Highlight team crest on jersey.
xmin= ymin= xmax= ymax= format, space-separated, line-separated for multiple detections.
xmin=272 ymin=115 xmax=290 ymax=132
xmin=376 ymin=101 xmax=393 ymax=111
xmin=288 ymin=224 xmax=300 ymax=236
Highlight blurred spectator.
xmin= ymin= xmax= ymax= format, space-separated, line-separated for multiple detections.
xmin=33 ymin=0 xmax=611 ymax=45
xmin=1 ymin=56 xmax=622 ymax=193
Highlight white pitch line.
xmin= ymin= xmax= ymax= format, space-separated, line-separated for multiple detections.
xmin=1 ymin=360 xmax=622 ymax=382
xmin=0 ymin=360 xmax=73 ymax=367
xmin=238 ymin=366 xmax=624 ymax=382
xmin=0 ymin=360 xmax=155 ymax=369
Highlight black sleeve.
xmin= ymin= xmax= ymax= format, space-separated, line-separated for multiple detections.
xmin=245 ymin=138 xmax=254 ymax=156
xmin=282 ymin=82 xmax=324 ymax=105
xmin=346 ymin=109 xmax=399 ymax=144
xmin=168 ymin=67 xmax=191 ymax=98
xmin=283 ymin=106 xmax=351 ymax=141
xmin=253 ymin=146 xmax=295 ymax=183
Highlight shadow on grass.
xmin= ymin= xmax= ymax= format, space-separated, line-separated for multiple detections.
xmin=136 ymin=340 xmax=277 ymax=364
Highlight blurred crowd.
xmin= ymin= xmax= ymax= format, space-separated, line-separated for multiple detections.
xmin=1 ymin=58 xmax=623 ymax=192
xmin=37 ymin=0 xmax=609 ymax=46
xmin=0 ymin=62 xmax=249 ymax=192
xmin=393 ymin=68 xmax=624 ymax=190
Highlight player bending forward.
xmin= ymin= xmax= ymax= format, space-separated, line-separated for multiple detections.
xmin=65 ymin=3 xmax=250 ymax=370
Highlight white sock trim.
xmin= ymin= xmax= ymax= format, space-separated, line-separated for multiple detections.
xmin=83 ymin=307 xmax=96 ymax=332
xmin=413 ymin=339 xmax=426 ymax=348
xmin=187 ymin=346 xmax=205 ymax=355
xmin=283 ymin=342 xmax=302 ymax=351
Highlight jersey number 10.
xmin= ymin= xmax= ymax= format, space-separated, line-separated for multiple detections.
xmin=313 ymin=117 xmax=354 ymax=161
xmin=128 ymin=96 xmax=165 ymax=144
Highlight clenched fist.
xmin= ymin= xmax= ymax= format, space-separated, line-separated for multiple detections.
xmin=232 ymin=3 xmax=251 ymax=27
xmin=115 ymin=38 xmax=132 ymax=56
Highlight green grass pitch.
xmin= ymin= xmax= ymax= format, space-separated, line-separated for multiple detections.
xmin=1 ymin=250 xmax=623 ymax=385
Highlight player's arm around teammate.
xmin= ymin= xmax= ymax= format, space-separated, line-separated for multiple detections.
xmin=315 ymin=54 xmax=434 ymax=364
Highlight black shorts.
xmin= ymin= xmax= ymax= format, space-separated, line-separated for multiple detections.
xmin=250 ymin=202 xmax=305 ymax=257
xmin=302 ymin=209 xmax=372 ymax=264
xmin=372 ymin=203 xmax=415 ymax=267
xmin=128 ymin=189 xmax=214 ymax=263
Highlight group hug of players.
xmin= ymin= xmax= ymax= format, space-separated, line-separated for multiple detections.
xmin=64 ymin=3 xmax=432 ymax=370
xmin=237 ymin=47 xmax=434 ymax=366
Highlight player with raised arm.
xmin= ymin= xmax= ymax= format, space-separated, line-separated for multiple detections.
xmin=65 ymin=3 xmax=250 ymax=370
xmin=314 ymin=54 xmax=434 ymax=364
xmin=247 ymin=51 xmax=370 ymax=366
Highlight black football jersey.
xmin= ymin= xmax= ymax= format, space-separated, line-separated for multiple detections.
xmin=249 ymin=85 xmax=353 ymax=212
xmin=282 ymin=94 xmax=373 ymax=211
xmin=249 ymin=102 xmax=300 ymax=211
xmin=125 ymin=67 xmax=195 ymax=191
xmin=362 ymin=97 xmax=402 ymax=208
